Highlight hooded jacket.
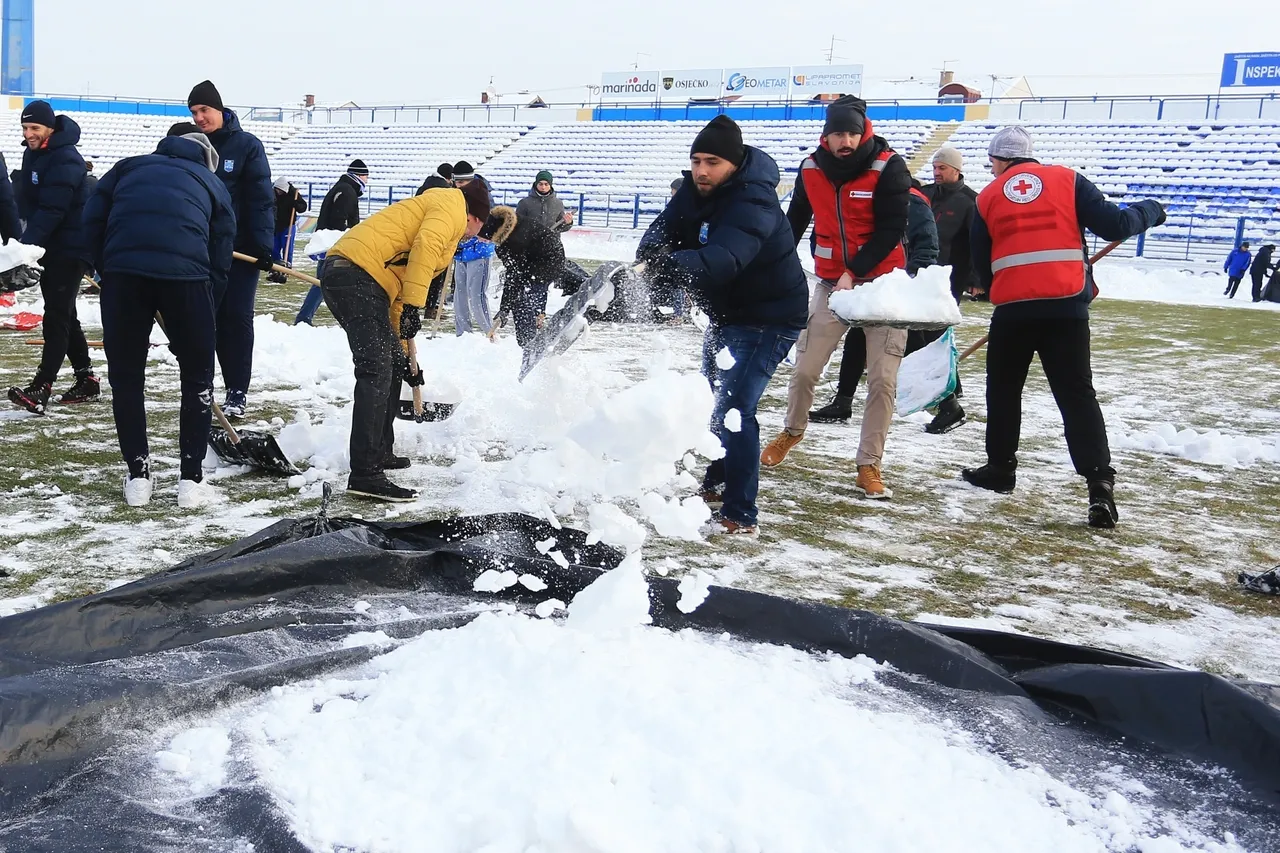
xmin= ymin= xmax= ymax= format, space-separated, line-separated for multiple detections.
xmin=205 ymin=108 xmax=274 ymax=258
xmin=274 ymin=183 xmax=308 ymax=234
xmin=328 ymin=187 xmax=467 ymax=327
xmin=18 ymin=114 xmax=91 ymax=261
xmin=1224 ymin=246 xmax=1251 ymax=277
xmin=515 ymin=182 xmax=572 ymax=234
xmin=318 ymin=172 xmax=364 ymax=231
xmin=1251 ymin=245 xmax=1275 ymax=279
xmin=82 ymin=134 xmax=236 ymax=292
xmin=484 ymin=206 xmax=565 ymax=310
xmin=638 ymin=145 xmax=807 ymax=329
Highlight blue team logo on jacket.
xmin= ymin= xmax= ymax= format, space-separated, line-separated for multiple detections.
xmin=699 ymin=222 xmax=709 ymax=244
xmin=30 ymin=172 xmax=38 ymax=185
xmin=223 ymin=159 xmax=235 ymax=173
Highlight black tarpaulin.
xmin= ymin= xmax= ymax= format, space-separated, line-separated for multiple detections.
xmin=0 ymin=509 xmax=1277 ymax=852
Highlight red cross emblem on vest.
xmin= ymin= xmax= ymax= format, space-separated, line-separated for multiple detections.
xmin=1003 ymin=172 xmax=1043 ymax=204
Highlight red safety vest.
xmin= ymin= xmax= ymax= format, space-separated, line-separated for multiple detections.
xmin=802 ymin=148 xmax=906 ymax=281
xmin=976 ymin=163 xmax=1089 ymax=305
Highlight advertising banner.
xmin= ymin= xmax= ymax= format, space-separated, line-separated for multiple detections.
xmin=658 ymin=69 xmax=723 ymax=100
xmin=791 ymin=64 xmax=864 ymax=97
xmin=600 ymin=71 xmax=661 ymax=99
xmin=722 ymin=66 xmax=790 ymax=98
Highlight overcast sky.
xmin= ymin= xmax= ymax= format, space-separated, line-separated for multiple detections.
xmin=37 ymin=0 xmax=1270 ymax=106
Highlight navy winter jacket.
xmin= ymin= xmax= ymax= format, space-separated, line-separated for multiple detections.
xmin=206 ymin=109 xmax=274 ymax=258
xmin=82 ymin=136 xmax=236 ymax=292
xmin=1225 ymin=247 xmax=1251 ymax=277
xmin=18 ymin=114 xmax=90 ymax=261
xmin=905 ymin=187 xmax=939 ymax=274
xmin=0 ymin=152 xmax=19 ymax=243
xmin=971 ymin=159 xmax=1164 ymax=319
xmin=638 ymin=146 xmax=807 ymax=329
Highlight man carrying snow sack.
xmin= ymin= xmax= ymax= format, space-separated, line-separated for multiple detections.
xmin=83 ymin=122 xmax=235 ymax=509
xmin=963 ymin=126 xmax=1165 ymax=529
xmin=763 ymin=96 xmax=911 ymax=499
xmin=481 ymin=206 xmax=565 ymax=347
xmin=1223 ymin=241 xmax=1250 ymax=298
xmin=271 ymin=176 xmax=308 ymax=275
xmin=515 ymin=171 xmax=574 ymax=237
xmin=453 ymin=234 xmax=494 ymax=335
xmin=296 ymin=159 xmax=368 ymax=325
xmin=7 ymin=101 xmax=98 ymax=414
xmin=638 ymin=116 xmax=807 ymax=536
xmin=811 ymin=177 xmax=940 ymax=426
xmin=188 ymin=80 xmax=275 ymax=420
xmin=322 ymin=180 xmax=489 ymax=502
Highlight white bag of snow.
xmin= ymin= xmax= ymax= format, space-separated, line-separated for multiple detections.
xmin=305 ymin=229 xmax=346 ymax=259
xmin=0 ymin=242 xmax=45 ymax=274
xmin=828 ymin=266 xmax=962 ymax=330
xmin=895 ymin=328 xmax=958 ymax=416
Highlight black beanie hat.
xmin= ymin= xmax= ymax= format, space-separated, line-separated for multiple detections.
xmin=452 ymin=161 xmax=475 ymax=181
xmin=690 ymin=115 xmax=745 ymax=166
xmin=187 ymin=80 xmax=224 ymax=112
xmin=348 ymin=159 xmax=369 ymax=177
xmin=459 ymin=178 xmax=490 ymax=220
xmin=20 ymin=100 xmax=55 ymax=129
xmin=167 ymin=121 xmax=203 ymax=137
xmin=437 ymin=162 xmax=453 ymax=179
xmin=823 ymin=95 xmax=867 ymax=137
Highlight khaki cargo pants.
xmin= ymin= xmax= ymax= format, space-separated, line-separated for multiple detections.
xmin=784 ymin=278 xmax=907 ymax=466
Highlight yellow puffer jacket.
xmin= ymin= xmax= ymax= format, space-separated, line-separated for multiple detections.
xmin=328 ymin=188 xmax=467 ymax=327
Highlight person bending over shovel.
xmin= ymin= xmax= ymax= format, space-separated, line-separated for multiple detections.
xmin=322 ymin=180 xmax=490 ymax=502
xmin=82 ymin=122 xmax=235 ymax=508
xmin=962 ymin=126 xmax=1165 ymax=529
xmin=481 ymin=206 xmax=566 ymax=348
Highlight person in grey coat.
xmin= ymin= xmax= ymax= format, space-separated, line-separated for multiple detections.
xmin=515 ymin=170 xmax=573 ymax=235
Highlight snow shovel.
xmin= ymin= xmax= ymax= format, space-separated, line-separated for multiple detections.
xmin=151 ymin=310 xmax=300 ymax=476
xmin=232 ymin=251 xmax=322 ymax=286
xmin=395 ymin=336 xmax=457 ymax=423
xmin=518 ymin=261 xmax=637 ymax=381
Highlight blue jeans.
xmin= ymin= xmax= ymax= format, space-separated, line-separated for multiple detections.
xmin=273 ymin=225 xmax=298 ymax=267
xmin=454 ymin=257 xmax=492 ymax=335
xmin=700 ymin=322 xmax=800 ymax=527
xmin=295 ymin=258 xmax=328 ymax=325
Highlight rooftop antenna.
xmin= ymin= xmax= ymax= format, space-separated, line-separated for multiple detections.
xmin=936 ymin=59 xmax=959 ymax=88
xmin=823 ymin=35 xmax=845 ymax=65
xmin=631 ymin=52 xmax=650 ymax=71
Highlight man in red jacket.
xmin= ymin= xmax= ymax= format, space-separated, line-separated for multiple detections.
xmin=962 ymin=126 xmax=1165 ymax=528
xmin=761 ymin=96 xmax=910 ymax=499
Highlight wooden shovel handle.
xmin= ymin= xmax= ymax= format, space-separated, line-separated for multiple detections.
xmin=233 ymin=251 xmax=322 ymax=286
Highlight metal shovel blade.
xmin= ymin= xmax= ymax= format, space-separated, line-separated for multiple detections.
xmin=207 ymin=426 xmax=301 ymax=476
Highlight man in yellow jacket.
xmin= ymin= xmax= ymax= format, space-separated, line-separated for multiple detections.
xmin=323 ymin=180 xmax=490 ymax=501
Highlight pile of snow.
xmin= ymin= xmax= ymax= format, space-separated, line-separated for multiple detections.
xmin=158 ymin=560 xmax=1240 ymax=853
xmin=828 ymin=266 xmax=963 ymax=328
xmin=1097 ymin=262 xmax=1280 ymax=311
xmin=562 ymin=228 xmax=642 ymax=263
xmin=304 ymin=229 xmax=347 ymax=258
xmin=1113 ymin=422 xmax=1280 ymax=468
xmin=0 ymin=242 xmax=45 ymax=273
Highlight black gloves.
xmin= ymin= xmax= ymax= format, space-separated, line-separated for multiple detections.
xmin=1152 ymin=202 xmax=1167 ymax=228
xmin=0 ymin=264 xmax=41 ymax=293
xmin=399 ymin=304 xmax=422 ymax=340
xmin=399 ymin=351 xmax=425 ymax=386
xmin=266 ymin=270 xmax=287 ymax=284
xmin=253 ymin=252 xmax=276 ymax=273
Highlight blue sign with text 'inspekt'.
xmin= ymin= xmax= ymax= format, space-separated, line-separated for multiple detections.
xmin=1221 ymin=53 xmax=1280 ymax=87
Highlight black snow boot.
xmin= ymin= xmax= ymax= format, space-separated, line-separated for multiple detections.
xmin=8 ymin=380 xmax=51 ymax=414
xmin=56 ymin=370 xmax=101 ymax=404
xmin=925 ymin=397 xmax=966 ymax=434
xmin=347 ymin=473 xmax=418 ymax=503
xmin=961 ymin=462 xmax=1016 ymax=494
xmin=810 ymin=394 xmax=853 ymax=423
xmin=380 ymin=454 xmax=412 ymax=470
xmin=1087 ymin=479 xmax=1118 ymax=529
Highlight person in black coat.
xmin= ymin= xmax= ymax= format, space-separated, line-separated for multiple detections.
xmin=638 ymin=116 xmax=808 ymax=535
xmin=296 ymin=159 xmax=368 ymax=325
xmin=83 ymin=122 xmax=236 ymax=508
xmin=480 ymin=205 xmax=565 ymax=347
xmin=0 ymin=152 xmax=20 ymax=244
xmin=415 ymin=163 xmax=453 ymax=195
xmin=1250 ymin=244 xmax=1276 ymax=302
xmin=7 ymin=101 xmax=98 ymax=414
xmin=188 ymin=80 xmax=275 ymax=418
xmin=270 ymin=177 xmax=308 ymax=275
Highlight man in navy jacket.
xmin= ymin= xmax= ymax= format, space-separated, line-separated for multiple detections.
xmin=638 ymin=115 xmax=807 ymax=537
xmin=188 ymin=80 xmax=274 ymax=419
xmin=83 ymin=122 xmax=236 ymax=509
xmin=7 ymin=101 xmax=97 ymax=414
